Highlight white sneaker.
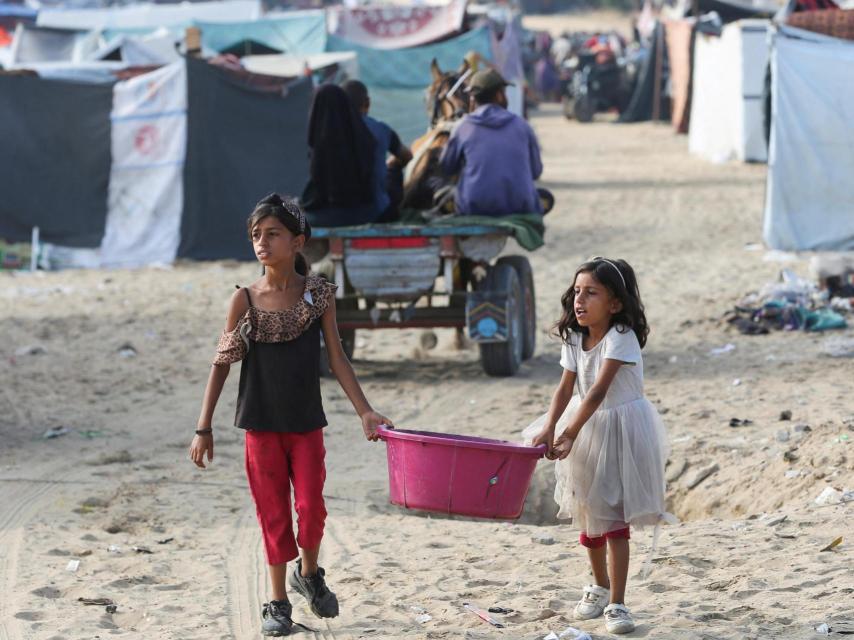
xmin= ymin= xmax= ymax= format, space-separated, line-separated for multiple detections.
xmin=604 ymin=603 xmax=636 ymax=634
xmin=573 ymin=584 xmax=610 ymax=620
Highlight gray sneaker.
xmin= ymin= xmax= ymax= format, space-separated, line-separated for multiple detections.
xmin=289 ymin=559 xmax=339 ymax=619
xmin=261 ymin=600 xmax=293 ymax=636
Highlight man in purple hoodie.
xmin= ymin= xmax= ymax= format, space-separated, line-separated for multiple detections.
xmin=439 ymin=69 xmax=543 ymax=217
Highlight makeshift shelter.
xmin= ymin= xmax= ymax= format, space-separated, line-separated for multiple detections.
xmin=242 ymin=50 xmax=357 ymax=79
xmin=8 ymin=23 xmax=99 ymax=65
xmin=688 ymin=19 xmax=770 ymax=163
xmin=36 ymin=0 xmax=260 ymax=31
xmin=0 ymin=59 xmax=312 ymax=266
xmin=763 ymin=24 xmax=854 ymax=251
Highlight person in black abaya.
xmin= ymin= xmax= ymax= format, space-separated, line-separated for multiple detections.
xmin=301 ymin=83 xmax=379 ymax=228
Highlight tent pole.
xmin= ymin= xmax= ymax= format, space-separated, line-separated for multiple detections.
xmin=30 ymin=226 xmax=39 ymax=271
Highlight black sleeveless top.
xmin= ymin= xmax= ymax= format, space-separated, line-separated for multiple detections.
xmin=212 ymin=276 xmax=337 ymax=433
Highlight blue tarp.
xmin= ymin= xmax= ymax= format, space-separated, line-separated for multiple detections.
xmin=104 ymin=12 xmax=326 ymax=55
xmin=326 ymin=26 xmax=493 ymax=88
xmin=0 ymin=3 xmax=37 ymax=19
xmin=196 ymin=14 xmax=326 ymax=55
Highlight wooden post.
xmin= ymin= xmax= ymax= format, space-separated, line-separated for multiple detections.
xmin=185 ymin=27 xmax=201 ymax=57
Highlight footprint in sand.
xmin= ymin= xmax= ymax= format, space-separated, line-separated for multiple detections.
xmin=31 ymin=586 xmax=61 ymax=599
xmin=14 ymin=611 xmax=44 ymax=621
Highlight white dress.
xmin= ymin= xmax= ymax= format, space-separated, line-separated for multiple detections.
xmin=523 ymin=325 xmax=670 ymax=537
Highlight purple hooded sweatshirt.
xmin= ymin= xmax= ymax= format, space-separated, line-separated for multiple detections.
xmin=440 ymin=104 xmax=543 ymax=217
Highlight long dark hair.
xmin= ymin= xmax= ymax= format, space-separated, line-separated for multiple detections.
xmin=556 ymin=258 xmax=649 ymax=348
xmin=247 ymin=193 xmax=311 ymax=276
xmin=303 ymin=83 xmax=375 ymax=209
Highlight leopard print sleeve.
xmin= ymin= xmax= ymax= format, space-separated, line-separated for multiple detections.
xmin=307 ymin=276 xmax=338 ymax=321
xmin=212 ymin=316 xmax=250 ymax=365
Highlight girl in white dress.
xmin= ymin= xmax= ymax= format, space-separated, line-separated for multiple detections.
xmin=524 ymin=257 xmax=670 ymax=635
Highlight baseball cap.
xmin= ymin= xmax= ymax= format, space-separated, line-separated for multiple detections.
xmin=468 ymin=68 xmax=513 ymax=95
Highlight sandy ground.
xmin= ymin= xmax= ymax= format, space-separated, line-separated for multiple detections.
xmin=2 ymin=39 xmax=854 ymax=640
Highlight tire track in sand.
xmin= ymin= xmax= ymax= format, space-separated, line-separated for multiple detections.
xmin=0 ymin=481 xmax=57 ymax=640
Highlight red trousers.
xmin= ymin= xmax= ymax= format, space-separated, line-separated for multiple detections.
xmin=579 ymin=527 xmax=631 ymax=549
xmin=244 ymin=429 xmax=327 ymax=565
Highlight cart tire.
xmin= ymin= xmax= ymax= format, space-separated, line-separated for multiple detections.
xmin=497 ymin=256 xmax=536 ymax=360
xmin=574 ymin=94 xmax=595 ymax=123
xmin=562 ymin=95 xmax=575 ymax=120
xmin=478 ymin=264 xmax=524 ymax=377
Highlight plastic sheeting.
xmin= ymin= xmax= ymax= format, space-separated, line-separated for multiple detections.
xmin=327 ymin=0 xmax=466 ymax=49
xmin=326 ymin=26 xmax=493 ymax=88
xmin=179 ymin=58 xmax=313 ymax=260
xmin=36 ymin=0 xmax=261 ymax=31
xmin=688 ymin=19 xmax=769 ymax=163
xmin=100 ymin=62 xmax=186 ymax=267
xmin=0 ymin=73 xmax=113 ymax=247
xmin=763 ymin=26 xmax=854 ymax=251
xmin=9 ymin=23 xmax=100 ymax=64
xmin=196 ymin=12 xmax=326 ymax=55
xmin=242 ymin=51 xmax=357 ymax=79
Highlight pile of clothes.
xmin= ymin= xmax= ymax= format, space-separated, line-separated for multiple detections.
xmin=727 ymin=267 xmax=853 ymax=335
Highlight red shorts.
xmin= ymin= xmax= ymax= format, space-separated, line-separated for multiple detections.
xmin=579 ymin=527 xmax=631 ymax=549
xmin=244 ymin=429 xmax=327 ymax=566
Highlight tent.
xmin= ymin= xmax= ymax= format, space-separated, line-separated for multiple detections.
xmin=763 ymin=24 xmax=854 ymax=251
xmin=36 ymin=0 xmax=260 ymax=31
xmin=242 ymin=50 xmax=357 ymax=79
xmin=0 ymin=59 xmax=313 ymax=266
xmin=8 ymin=23 xmax=100 ymax=65
xmin=688 ymin=19 xmax=770 ymax=163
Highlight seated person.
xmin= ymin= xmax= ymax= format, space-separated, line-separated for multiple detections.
xmin=301 ymin=83 xmax=378 ymax=228
xmin=342 ymin=80 xmax=413 ymax=222
xmin=439 ymin=69 xmax=543 ymax=217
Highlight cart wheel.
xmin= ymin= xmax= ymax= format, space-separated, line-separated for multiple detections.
xmin=574 ymin=94 xmax=595 ymax=123
xmin=497 ymin=256 xmax=536 ymax=361
xmin=478 ymin=263 xmax=524 ymax=377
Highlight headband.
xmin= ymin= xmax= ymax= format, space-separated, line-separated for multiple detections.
xmin=279 ymin=198 xmax=305 ymax=234
xmin=594 ymin=257 xmax=626 ymax=289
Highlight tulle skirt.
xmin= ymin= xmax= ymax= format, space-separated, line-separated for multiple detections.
xmin=523 ymin=396 xmax=671 ymax=537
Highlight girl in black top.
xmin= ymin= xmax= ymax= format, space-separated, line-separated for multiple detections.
xmin=189 ymin=193 xmax=392 ymax=636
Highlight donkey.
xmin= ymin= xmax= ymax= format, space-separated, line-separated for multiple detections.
xmin=399 ymin=58 xmax=473 ymax=212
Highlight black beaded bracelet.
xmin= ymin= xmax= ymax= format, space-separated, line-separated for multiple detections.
xmin=195 ymin=428 xmax=213 ymax=436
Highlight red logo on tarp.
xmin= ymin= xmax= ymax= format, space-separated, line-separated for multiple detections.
xmin=353 ymin=7 xmax=435 ymax=37
xmin=134 ymin=125 xmax=158 ymax=156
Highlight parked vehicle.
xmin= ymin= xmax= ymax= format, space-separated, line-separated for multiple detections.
xmin=306 ymin=223 xmax=538 ymax=377
xmin=562 ymin=36 xmax=634 ymax=122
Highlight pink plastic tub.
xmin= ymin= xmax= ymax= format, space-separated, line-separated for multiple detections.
xmin=377 ymin=426 xmax=546 ymax=520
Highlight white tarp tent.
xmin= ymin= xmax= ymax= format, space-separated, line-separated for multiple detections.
xmin=688 ymin=19 xmax=770 ymax=163
xmin=763 ymin=25 xmax=854 ymax=251
xmin=242 ymin=51 xmax=358 ymax=79
xmin=36 ymin=0 xmax=261 ymax=31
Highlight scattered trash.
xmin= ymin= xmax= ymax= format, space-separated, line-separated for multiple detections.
xmin=157 ymin=538 xmax=174 ymax=545
xmin=65 ymin=559 xmax=80 ymax=572
xmin=408 ymin=605 xmax=427 ymax=614
xmin=107 ymin=545 xmax=122 ymax=554
xmin=79 ymin=430 xmax=105 ymax=439
xmin=488 ymin=606 xmax=514 ymax=614
xmin=732 ymin=378 xmax=742 ymax=387
xmin=820 ymin=536 xmax=843 ymax=552
xmin=415 ymin=613 xmax=432 ymax=624
xmin=837 ymin=434 xmax=851 ymax=444
xmin=117 ymin=344 xmax=137 ymax=358
xmin=794 ymin=424 xmax=812 ymax=434
xmin=43 ymin=426 xmax=70 ymax=439
xmin=816 ymin=623 xmax=831 ymax=635
xmin=106 ymin=604 xmax=118 ymax=614
xmin=729 ymin=418 xmax=753 ymax=428
xmin=15 ymin=345 xmax=47 ymax=356
xmin=532 ymin=534 xmax=555 ymax=545
xmin=814 ymin=486 xmax=854 ymax=506
xmin=78 ymin=598 xmax=114 ymax=606
xmin=766 ymin=515 xmax=788 ymax=527
xmin=685 ymin=463 xmax=719 ymax=490
xmin=779 ymin=410 xmax=792 ymax=421
xmin=784 ymin=469 xmax=801 ymax=479
xmin=708 ymin=343 xmax=736 ymax=356
xmin=463 ymin=603 xmax=504 ymax=628
xmin=543 ymin=627 xmax=593 ymax=640
xmin=132 ymin=546 xmax=152 ymax=554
